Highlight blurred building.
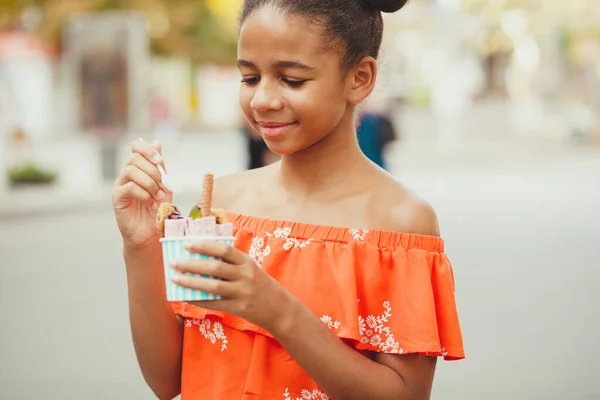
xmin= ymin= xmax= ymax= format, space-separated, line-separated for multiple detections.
xmin=0 ymin=31 xmax=56 ymax=139
xmin=61 ymin=12 xmax=149 ymax=139
xmin=1 ymin=0 xmax=599 ymax=201
xmin=380 ymin=0 xmax=600 ymax=142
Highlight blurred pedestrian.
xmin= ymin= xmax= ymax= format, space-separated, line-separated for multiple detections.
xmin=356 ymin=101 xmax=398 ymax=170
xmin=242 ymin=118 xmax=279 ymax=169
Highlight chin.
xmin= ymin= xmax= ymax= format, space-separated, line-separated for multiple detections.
xmin=260 ymin=127 xmax=327 ymax=156
xmin=263 ymin=141 xmax=300 ymax=156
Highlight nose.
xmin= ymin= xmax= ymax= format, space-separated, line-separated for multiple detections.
xmin=250 ymin=80 xmax=283 ymax=112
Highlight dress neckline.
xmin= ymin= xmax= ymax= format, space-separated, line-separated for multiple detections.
xmin=227 ymin=212 xmax=444 ymax=252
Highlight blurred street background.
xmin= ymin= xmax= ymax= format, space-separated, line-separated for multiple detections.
xmin=0 ymin=0 xmax=599 ymax=399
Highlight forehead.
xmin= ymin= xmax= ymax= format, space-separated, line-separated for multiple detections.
xmin=238 ymin=6 xmax=329 ymax=65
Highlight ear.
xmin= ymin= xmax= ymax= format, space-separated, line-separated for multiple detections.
xmin=345 ymin=56 xmax=377 ymax=105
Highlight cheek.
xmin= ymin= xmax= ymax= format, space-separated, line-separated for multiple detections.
xmin=294 ymin=88 xmax=345 ymax=129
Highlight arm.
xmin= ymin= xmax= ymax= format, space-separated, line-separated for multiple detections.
xmin=270 ymin=199 xmax=440 ymax=399
xmin=125 ymin=243 xmax=183 ymax=400
xmin=112 ymin=138 xmax=184 ymax=399
xmin=270 ymin=297 xmax=436 ymax=400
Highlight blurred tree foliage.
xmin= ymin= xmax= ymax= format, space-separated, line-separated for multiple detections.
xmin=0 ymin=0 xmax=241 ymax=65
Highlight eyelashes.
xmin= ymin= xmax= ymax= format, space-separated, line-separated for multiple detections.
xmin=283 ymin=78 xmax=306 ymax=88
xmin=241 ymin=77 xmax=259 ymax=85
xmin=241 ymin=77 xmax=307 ymax=88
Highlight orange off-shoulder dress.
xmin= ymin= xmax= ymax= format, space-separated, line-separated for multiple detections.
xmin=172 ymin=213 xmax=464 ymax=399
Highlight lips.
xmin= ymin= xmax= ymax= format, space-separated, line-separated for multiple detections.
xmin=255 ymin=121 xmax=297 ymax=139
xmin=257 ymin=121 xmax=295 ymax=128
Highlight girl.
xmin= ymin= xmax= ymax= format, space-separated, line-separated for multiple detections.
xmin=113 ymin=0 xmax=465 ymax=399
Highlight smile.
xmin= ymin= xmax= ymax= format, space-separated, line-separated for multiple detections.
xmin=256 ymin=121 xmax=297 ymax=139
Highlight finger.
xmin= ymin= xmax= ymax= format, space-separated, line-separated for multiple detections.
xmin=189 ymin=299 xmax=233 ymax=312
xmin=171 ymin=259 xmax=240 ymax=281
xmin=150 ymin=141 xmax=167 ymax=172
xmin=118 ymin=165 xmax=165 ymax=202
xmin=131 ymin=138 xmax=170 ymax=196
xmin=184 ymin=241 xmax=246 ymax=265
xmin=126 ymin=153 xmax=167 ymax=193
xmin=131 ymin=137 xmax=163 ymax=166
xmin=170 ymin=272 xmax=236 ymax=298
xmin=150 ymin=141 xmax=174 ymax=200
xmin=115 ymin=181 xmax=157 ymax=209
xmin=151 ymin=140 xmax=163 ymax=156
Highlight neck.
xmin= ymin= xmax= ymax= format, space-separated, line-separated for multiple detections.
xmin=277 ymin=111 xmax=371 ymax=199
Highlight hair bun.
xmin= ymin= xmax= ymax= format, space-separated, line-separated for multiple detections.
xmin=367 ymin=0 xmax=408 ymax=13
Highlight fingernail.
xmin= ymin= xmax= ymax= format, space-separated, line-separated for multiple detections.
xmin=152 ymin=202 xmax=158 ymax=210
xmin=156 ymin=190 xmax=165 ymax=201
xmin=170 ymin=260 xmax=178 ymax=269
xmin=152 ymin=152 xmax=162 ymax=164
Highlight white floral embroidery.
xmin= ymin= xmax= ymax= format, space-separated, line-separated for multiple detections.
xmin=320 ymin=315 xmax=341 ymax=330
xmin=283 ymin=237 xmax=313 ymax=250
xmin=249 ymin=227 xmax=312 ymax=266
xmin=358 ymin=302 xmax=403 ymax=354
xmin=349 ymin=228 xmax=369 ymax=241
xmin=274 ymin=227 xmax=313 ymax=250
xmin=425 ymin=347 xmax=448 ymax=357
xmin=273 ymin=227 xmax=293 ymax=238
xmin=187 ymin=318 xmax=228 ymax=351
xmin=370 ymin=334 xmax=382 ymax=346
xmin=249 ymin=236 xmax=271 ymax=267
xmin=284 ymin=388 xmax=329 ymax=400
xmin=358 ymin=315 xmax=367 ymax=335
xmin=366 ymin=315 xmax=378 ymax=329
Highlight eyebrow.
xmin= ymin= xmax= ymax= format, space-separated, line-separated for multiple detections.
xmin=237 ymin=59 xmax=315 ymax=71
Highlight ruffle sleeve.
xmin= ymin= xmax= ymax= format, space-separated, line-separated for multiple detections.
xmin=172 ymin=213 xmax=464 ymax=360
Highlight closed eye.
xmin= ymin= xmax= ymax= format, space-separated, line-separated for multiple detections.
xmin=241 ymin=77 xmax=259 ymax=85
xmin=282 ymin=78 xmax=306 ymax=88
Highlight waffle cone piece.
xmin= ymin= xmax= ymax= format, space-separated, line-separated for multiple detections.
xmin=200 ymin=173 xmax=214 ymax=217
xmin=156 ymin=202 xmax=181 ymax=237
xmin=211 ymin=208 xmax=227 ymax=224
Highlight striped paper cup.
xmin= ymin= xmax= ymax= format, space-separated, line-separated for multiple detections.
xmin=160 ymin=236 xmax=235 ymax=301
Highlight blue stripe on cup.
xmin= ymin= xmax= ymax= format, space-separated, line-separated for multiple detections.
xmin=161 ymin=237 xmax=233 ymax=301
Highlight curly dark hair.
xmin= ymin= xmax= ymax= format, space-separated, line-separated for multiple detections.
xmin=240 ymin=0 xmax=409 ymax=70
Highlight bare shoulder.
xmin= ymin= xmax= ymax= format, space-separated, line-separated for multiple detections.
xmin=401 ymin=195 xmax=440 ymax=237
xmin=211 ymin=169 xmax=258 ymax=210
xmin=211 ymin=164 xmax=275 ymax=212
xmin=369 ymin=175 xmax=440 ymax=237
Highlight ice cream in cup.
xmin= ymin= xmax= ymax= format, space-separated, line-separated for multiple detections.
xmin=157 ymin=173 xmax=234 ymax=301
